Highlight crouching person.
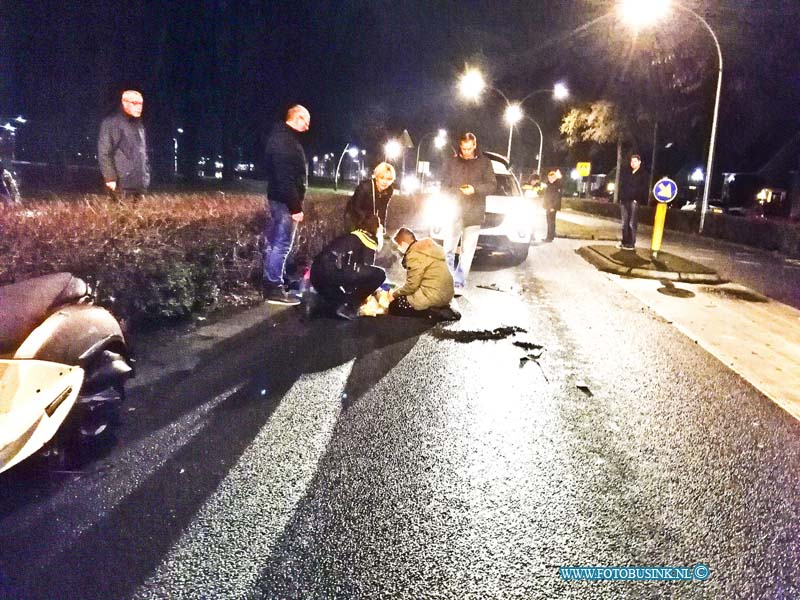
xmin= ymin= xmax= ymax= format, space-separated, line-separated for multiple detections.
xmin=388 ymin=228 xmax=459 ymax=320
xmin=309 ymin=214 xmax=386 ymax=320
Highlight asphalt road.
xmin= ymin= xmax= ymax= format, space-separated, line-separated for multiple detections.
xmin=2 ymin=235 xmax=800 ymax=599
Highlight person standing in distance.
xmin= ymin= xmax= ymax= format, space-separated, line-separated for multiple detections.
xmin=542 ymin=169 xmax=563 ymax=242
xmin=618 ymin=153 xmax=649 ymax=250
xmin=262 ymin=104 xmax=310 ymax=305
xmin=440 ymin=132 xmax=496 ymax=296
xmin=97 ymin=89 xmax=150 ymax=200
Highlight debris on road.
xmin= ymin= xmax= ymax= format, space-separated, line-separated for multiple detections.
xmin=477 ymin=283 xmax=508 ymax=293
xmin=575 ymin=380 xmax=593 ymax=396
xmin=513 ymin=341 xmax=544 ymax=352
xmin=432 ymin=326 xmax=526 ymax=343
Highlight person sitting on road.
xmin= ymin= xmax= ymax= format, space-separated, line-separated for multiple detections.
xmin=387 ymin=228 xmax=459 ymax=320
xmin=308 ymin=214 xmax=386 ymax=320
xmin=345 ymin=162 xmax=396 ymax=232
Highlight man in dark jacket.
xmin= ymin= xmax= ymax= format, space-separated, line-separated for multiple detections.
xmin=309 ymin=214 xmax=386 ymax=320
xmin=440 ymin=132 xmax=496 ymax=295
xmin=542 ymin=169 xmax=563 ymax=242
xmin=618 ymin=154 xmax=649 ymax=249
xmin=262 ymin=104 xmax=310 ymax=305
xmin=97 ymin=90 xmax=150 ymax=198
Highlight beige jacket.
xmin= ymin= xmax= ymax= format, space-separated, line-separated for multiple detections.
xmin=394 ymin=238 xmax=454 ymax=309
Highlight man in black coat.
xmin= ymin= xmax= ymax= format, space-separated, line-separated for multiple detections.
xmin=309 ymin=214 xmax=386 ymax=320
xmin=97 ymin=90 xmax=150 ymax=198
xmin=618 ymin=154 xmax=649 ymax=249
xmin=440 ymin=132 xmax=496 ymax=295
xmin=262 ymin=104 xmax=310 ymax=305
xmin=542 ymin=169 xmax=563 ymax=242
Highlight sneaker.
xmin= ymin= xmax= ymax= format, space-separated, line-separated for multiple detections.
xmin=453 ymin=286 xmax=465 ymax=298
xmin=263 ymin=286 xmax=301 ymax=306
xmin=335 ymin=303 xmax=359 ymax=320
xmin=616 ymin=242 xmax=626 ymax=249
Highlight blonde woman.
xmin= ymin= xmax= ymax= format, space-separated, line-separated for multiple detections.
xmin=346 ymin=162 xmax=396 ymax=230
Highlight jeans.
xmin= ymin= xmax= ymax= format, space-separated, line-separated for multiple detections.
xmin=263 ymin=200 xmax=298 ymax=287
xmin=443 ymin=222 xmax=481 ymax=288
xmin=620 ymin=200 xmax=638 ymax=248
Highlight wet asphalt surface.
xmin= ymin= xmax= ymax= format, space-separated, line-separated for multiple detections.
xmin=2 ymin=237 xmax=800 ymax=599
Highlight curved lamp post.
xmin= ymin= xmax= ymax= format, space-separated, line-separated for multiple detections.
xmin=334 ymin=143 xmax=359 ymax=191
xmin=458 ymin=69 xmax=568 ymax=163
xmin=619 ymin=0 xmax=722 ymax=233
xmin=415 ymin=129 xmax=448 ymax=174
xmin=524 ymin=116 xmax=545 ymax=176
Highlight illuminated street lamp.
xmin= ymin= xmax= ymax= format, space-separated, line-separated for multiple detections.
xmin=620 ymin=0 xmax=723 ymax=234
xmin=14 ymin=116 xmax=27 ymax=124
xmin=334 ymin=143 xmax=359 ymax=190
xmin=458 ymin=68 xmax=489 ymax=103
xmin=384 ymin=139 xmax=402 ymax=161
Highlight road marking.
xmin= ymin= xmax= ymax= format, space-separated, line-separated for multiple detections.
xmin=612 ymin=277 xmax=800 ymax=421
xmin=134 ymin=361 xmax=354 ymax=600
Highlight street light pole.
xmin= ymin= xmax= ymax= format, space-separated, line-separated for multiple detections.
xmin=525 ymin=116 xmax=544 ymax=176
xmin=675 ymin=5 xmax=723 ymax=234
xmin=334 ymin=143 xmax=352 ymax=191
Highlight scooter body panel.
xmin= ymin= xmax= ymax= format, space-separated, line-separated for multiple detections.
xmin=14 ymin=304 xmax=127 ymax=364
xmin=0 ymin=359 xmax=84 ymax=474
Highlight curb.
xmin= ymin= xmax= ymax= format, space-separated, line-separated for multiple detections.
xmin=576 ymin=246 xmax=725 ymax=285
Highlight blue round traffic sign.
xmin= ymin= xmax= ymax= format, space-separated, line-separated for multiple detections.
xmin=653 ymin=177 xmax=678 ymax=203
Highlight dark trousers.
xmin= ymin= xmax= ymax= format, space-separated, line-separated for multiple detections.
xmin=311 ymin=264 xmax=385 ymax=308
xmin=545 ymin=209 xmax=557 ymax=241
xmin=388 ymin=296 xmax=426 ymax=317
xmin=620 ymin=200 xmax=638 ymax=248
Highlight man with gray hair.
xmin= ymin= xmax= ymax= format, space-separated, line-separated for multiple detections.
xmin=97 ymin=89 xmax=150 ymax=198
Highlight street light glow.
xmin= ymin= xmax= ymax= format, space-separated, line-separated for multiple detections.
xmin=14 ymin=116 xmax=27 ymax=124
xmin=384 ymin=139 xmax=402 ymax=160
xmin=618 ymin=0 xmax=671 ymax=29
xmin=553 ymin=82 xmax=570 ymax=100
xmin=458 ymin=68 xmax=486 ymax=102
xmin=690 ymin=168 xmax=705 ymax=182
xmin=504 ymin=104 xmax=523 ymax=126
xmin=434 ymin=135 xmax=447 ymax=150
xmin=347 ymin=146 xmax=360 ymax=159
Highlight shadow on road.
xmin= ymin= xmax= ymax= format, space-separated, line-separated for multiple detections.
xmin=0 ymin=306 xmax=434 ymax=600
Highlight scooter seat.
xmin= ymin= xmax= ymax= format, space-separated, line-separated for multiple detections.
xmin=0 ymin=273 xmax=88 ymax=355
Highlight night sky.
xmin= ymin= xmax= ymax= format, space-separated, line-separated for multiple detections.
xmin=1 ymin=0 xmax=799 ymax=182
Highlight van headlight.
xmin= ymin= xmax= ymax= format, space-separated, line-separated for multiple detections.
xmin=424 ymin=193 xmax=458 ymax=234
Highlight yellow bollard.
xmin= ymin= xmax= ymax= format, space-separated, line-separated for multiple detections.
xmin=651 ymin=202 xmax=668 ymax=259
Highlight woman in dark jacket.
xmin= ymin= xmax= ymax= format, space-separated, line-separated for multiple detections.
xmin=309 ymin=214 xmax=386 ymax=320
xmin=345 ymin=162 xmax=396 ymax=231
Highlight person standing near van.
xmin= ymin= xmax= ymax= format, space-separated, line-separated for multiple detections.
xmin=440 ymin=132 xmax=495 ymax=296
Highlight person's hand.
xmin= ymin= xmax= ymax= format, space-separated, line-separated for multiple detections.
xmin=387 ymin=291 xmax=394 ymax=302
xmin=460 ymin=184 xmax=475 ymax=195
xmin=291 ymin=211 xmax=304 ymax=223
xmin=105 ymin=181 xmax=117 ymax=192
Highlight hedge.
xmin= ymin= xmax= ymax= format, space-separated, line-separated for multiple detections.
xmin=0 ymin=191 xmax=361 ymax=326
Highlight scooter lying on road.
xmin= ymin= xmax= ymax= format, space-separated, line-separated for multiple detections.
xmin=0 ymin=273 xmax=134 ymax=473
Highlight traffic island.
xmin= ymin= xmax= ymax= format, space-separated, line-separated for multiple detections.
xmin=577 ymin=245 xmax=725 ymax=284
